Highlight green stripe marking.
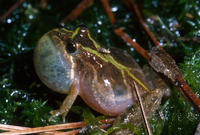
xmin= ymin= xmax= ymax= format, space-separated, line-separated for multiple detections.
xmin=70 ymin=27 xmax=150 ymax=92
xmin=80 ymin=45 xmax=150 ymax=92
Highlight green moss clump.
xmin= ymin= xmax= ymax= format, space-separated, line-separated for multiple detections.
xmin=181 ymin=49 xmax=200 ymax=93
xmin=0 ymin=78 xmax=63 ymax=127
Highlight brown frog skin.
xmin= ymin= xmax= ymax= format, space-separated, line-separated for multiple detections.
xmin=112 ymin=65 xmax=170 ymax=134
xmin=34 ymin=26 xmax=153 ymax=119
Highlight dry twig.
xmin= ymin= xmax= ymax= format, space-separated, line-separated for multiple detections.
xmin=0 ymin=122 xmax=84 ymax=135
xmin=60 ymin=0 xmax=94 ymax=25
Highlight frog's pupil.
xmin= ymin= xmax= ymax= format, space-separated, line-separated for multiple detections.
xmin=66 ymin=40 xmax=77 ymax=53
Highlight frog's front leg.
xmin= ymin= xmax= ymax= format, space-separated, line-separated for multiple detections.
xmin=50 ymin=83 xmax=79 ymax=122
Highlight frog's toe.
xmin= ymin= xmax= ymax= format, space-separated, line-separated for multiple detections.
xmin=61 ymin=112 xmax=68 ymax=122
xmin=49 ymin=109 xmax=67 ymax=122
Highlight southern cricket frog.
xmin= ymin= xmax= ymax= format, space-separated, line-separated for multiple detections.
xmin=34 ymin=26 xmax=169 ymax=120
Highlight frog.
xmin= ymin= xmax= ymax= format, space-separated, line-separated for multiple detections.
xmin=34 ymin=26 xmax=169 ymax=121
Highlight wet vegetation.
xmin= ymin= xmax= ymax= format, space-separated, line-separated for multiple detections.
xmin=0 ymin=0 xmax=200 ymax=134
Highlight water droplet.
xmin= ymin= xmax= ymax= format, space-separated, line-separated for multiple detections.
xmin=10 ymin=91 xmax=17 ymax=96
xmin=97 ymin=29 xmax=101 ymax=33
xmin=146 ymin=18 xmax=154 ymax=24
xmin=125 ymin=14 xmax=130 ymax=19
xmin=1 ymin=119 xmax=6 ymax=123
xmin=94 ymin=23 xmax=98 ymax=27
xmin=169 ymin=22 xmax=173 ymax=27
xmin=22 ymin=94 xmax=28 ymax=99
xmin=29 ymin=14 xmax=34 ymax=20
xmin=197 ymin=30 xmax=200 ymax=37
xmin=132 ymin=38 xmax=136 ymax=42
xmin=22 ymin=32 xmax=27 ymax=37
xmin=111 ymin=6 xmax=118 ymax=12
xmin=17 ymin=44 xmax=21 ymax=48
xmin=130 ymin=47 xmax=134 ymax=51
xmin=126 ymin=42 xmax=130 ymax=46
xmin=97 ymin=20 xmax=102 ymax=25
xmin=7 ymin=18 xmax=12 ymax=24
xmin=161 ymin=25 xmax=166 ymax=29
xmin=159 ymin=39 xmax=164 ymax=46
xmin=175 ymin=31 xmax=180 ymax=37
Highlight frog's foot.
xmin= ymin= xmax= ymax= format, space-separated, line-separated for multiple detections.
xmin=49 ymin=109 xmax=68 ymax=122
xmin=49 ymin=84 xmax=79 ymax=122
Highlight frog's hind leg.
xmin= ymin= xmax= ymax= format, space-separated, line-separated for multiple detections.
xmin=49 ymin=83 xmax=79 ymax=122
xmin=142 ymin=65 xmax=171 ymax=97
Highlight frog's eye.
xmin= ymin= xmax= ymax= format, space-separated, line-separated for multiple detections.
xmin=66 ymin=40 xmax=77 ymax=54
